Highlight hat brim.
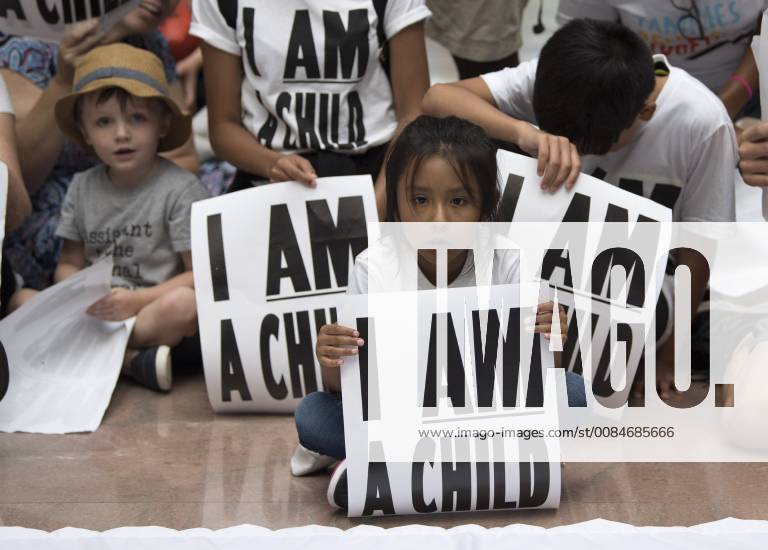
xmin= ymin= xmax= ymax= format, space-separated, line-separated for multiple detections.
xmin=55 ymin=78 xmax=191 ymax=153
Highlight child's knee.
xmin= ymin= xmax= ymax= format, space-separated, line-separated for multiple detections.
xmin=157 ymin=287 xmax=198 ymax=334
xmin=8 ymin=288 xmax=38 ymax=313
xmin=295 ymin=392 xmax=332 ymax=442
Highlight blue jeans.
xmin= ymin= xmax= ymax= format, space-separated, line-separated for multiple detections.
xmin=295 ymin=371 xmax=588 ymax=460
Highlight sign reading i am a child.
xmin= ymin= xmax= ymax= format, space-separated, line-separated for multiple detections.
xmin=191 ymin=177 xmax=378 ymax=413
xmin=0 ymin=0 xmax=140 ymax=42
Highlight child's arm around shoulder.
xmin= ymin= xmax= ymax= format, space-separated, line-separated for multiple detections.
xmin=422 ymin=71 xmax=581 ymax=191
xmin=423 ymin=77 xmax=532 ymax=152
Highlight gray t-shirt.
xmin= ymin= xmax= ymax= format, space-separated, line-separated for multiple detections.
xmin=426 ymin=0 xmax=527 ymax=62
xmin=56 ymin=158 xmax=210 ymax=289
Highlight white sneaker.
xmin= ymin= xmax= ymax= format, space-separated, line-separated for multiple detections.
xmin=290 ymin=444 xmax=337 ymax=476
xmin=127 ymin=345 xmax=172 ymax=392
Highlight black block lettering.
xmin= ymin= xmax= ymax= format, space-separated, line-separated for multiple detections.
xmin=266 ymin=204 xmax=311 ymax=296
xmin=207 ymin=214 xmax=230 ymax=302
xmin=473 ymin=309 xmax=500 ymax=407
xmin=243 ymin=7 xmax=262 ymax=76
xmin=284 ymin=10 xmax=320 ymax=79
xmin=441 ymin=462 xmax=472 ymax=512
xmin=323 ymin=9 xmax=369 ymax=79
xmin=363 ymin=462 xmax=395 ymax=515
xmin=412 ymin=461 xmax=438 ymax=513
xmin=221 ymin=320 xmax=253 ymax=402
xmin=306 ymin=196 xmax=368 ymax=289
xmin=284 ymin=311 xmax=318 ymax=398
xmin=260 ymin=314 xmax=288 ymax=399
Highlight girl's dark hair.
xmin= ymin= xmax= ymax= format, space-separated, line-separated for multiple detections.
xmin=385 ymin=115 xmax=500 ymax=222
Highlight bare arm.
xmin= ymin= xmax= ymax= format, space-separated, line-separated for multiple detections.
xmin=718 ymin=44 xmax=759 ymax=119
xmin=86 ymin=251 xmax=196 ymax=321
xmin=160 ymin=80 xmax=200 ymax=174
xmin=176 ymin=46 xmax=203 ymax=112
xmin=422 ymin=78 xmax=581 ymax=190
xmin=8 ymin=21 xmax=106 ymax=194
xmin=423 ymin=78 xmax=529 ymax=143
xmin=201 ymin=43 xmax=316 ymax=185
xmin=322 ymin=362 xmax=342 ymax=393
xmin=9 ymin=72 xmax=69 ymax=195
xmin=54 ymin=239 xmax=87 ymax=283
xmin=130 ymin=251 xmax=195 ymax=309
xmin=374 ymin=21 xmax=430 ymax=216
xmin=0 ymin=111 xmax=30 ymax=231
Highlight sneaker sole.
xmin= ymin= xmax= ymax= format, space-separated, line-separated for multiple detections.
xmin=326 ymin=461 xmax=346 ymax=510
xmin=155 ymin=345 xmax=172 ymax=392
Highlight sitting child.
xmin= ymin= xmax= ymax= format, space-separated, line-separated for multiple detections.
xmin=12 ymin=43 xmax=209 ymax=391
xmin=293 ymin=115 xmax=584 ymax=510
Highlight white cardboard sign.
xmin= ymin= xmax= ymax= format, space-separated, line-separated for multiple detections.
xmin=339 ymin=284 xmax=561 ymax=517
xmin=191 ymin=177 xmax=379 ymax=413
xmin=0 ymin=260 xmax=130 ymax=433
xmin=497 ymin=151 xmax=672 ymax=407
xmin=0 ymin=0 xmax=140 ymax=42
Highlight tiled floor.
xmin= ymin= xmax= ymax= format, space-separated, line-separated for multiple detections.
xmin=2 ymin=373 xmax=767 ymax=531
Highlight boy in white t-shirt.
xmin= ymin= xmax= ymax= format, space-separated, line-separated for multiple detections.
xmin=422 ymin=18 xmax=737 ymax=395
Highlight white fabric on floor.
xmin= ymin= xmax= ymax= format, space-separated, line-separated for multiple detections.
xmin=1 ymin=519 xmax=767 ymax=549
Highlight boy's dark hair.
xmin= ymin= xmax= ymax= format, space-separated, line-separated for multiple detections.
xmin=385 ymin=115 xmax=500 ymax=222
xmin=74 ymin=87 xmax=169 ymax=126
xmin=533 ymin=18 xmax=656 ymax=156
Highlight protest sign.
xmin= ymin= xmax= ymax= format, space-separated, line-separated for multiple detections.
xmin=339 ymin=282 xmax=561 ymax=517
xmin=751 ymin=9 xmax=768 ymax=219
xmin=0 ymin=0 xmax=140 ymax=42
xmin=0 ymin=260 xmax=130 ymax=433
xmin=0 ymin=162 xmax=6 ymax=238
xmin=191 ymin=177 xmax=379 ymax=413
xmin=0 ymin=163 xmax=6 ymax=396
xmin=497 ymin=150 xmax=672 ymax=408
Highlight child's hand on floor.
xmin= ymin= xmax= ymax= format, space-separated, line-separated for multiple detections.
xmin=534 ymin=302 xmax=568 ymax=343
xmin=316 ymin=323 xmax=365 ymax=368
xmin=86 ymin=288 xmax=142 ymax=322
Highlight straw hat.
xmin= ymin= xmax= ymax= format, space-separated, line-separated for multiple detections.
xmin=55 ymin=43 xmax=191 ymax=152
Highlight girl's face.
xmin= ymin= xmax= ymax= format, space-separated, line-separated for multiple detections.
xmin=396 ymin=155 xmax=483 ymax=280
xmin=396 ymin=155 xmax=483 ymax=224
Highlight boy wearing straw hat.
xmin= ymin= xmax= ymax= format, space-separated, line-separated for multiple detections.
xmin=13 ymin=43 xmax=209 ymax=391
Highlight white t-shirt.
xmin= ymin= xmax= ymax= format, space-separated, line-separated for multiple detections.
xmin=348 ymin=241 xmax=521 ymax=294
xmin=0 ymin=73 xmax=13 ymax=115
xmin=191 ymin=0 xmax=430 ymax=155
xmin=557 ymin=0 xmax=767 ymax=93
xmin=482 ymin=55 xmax=737 ymax=222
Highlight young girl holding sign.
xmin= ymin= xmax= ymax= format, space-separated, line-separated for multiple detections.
xmin=293 ymin=115 xmax=586 ymax=508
